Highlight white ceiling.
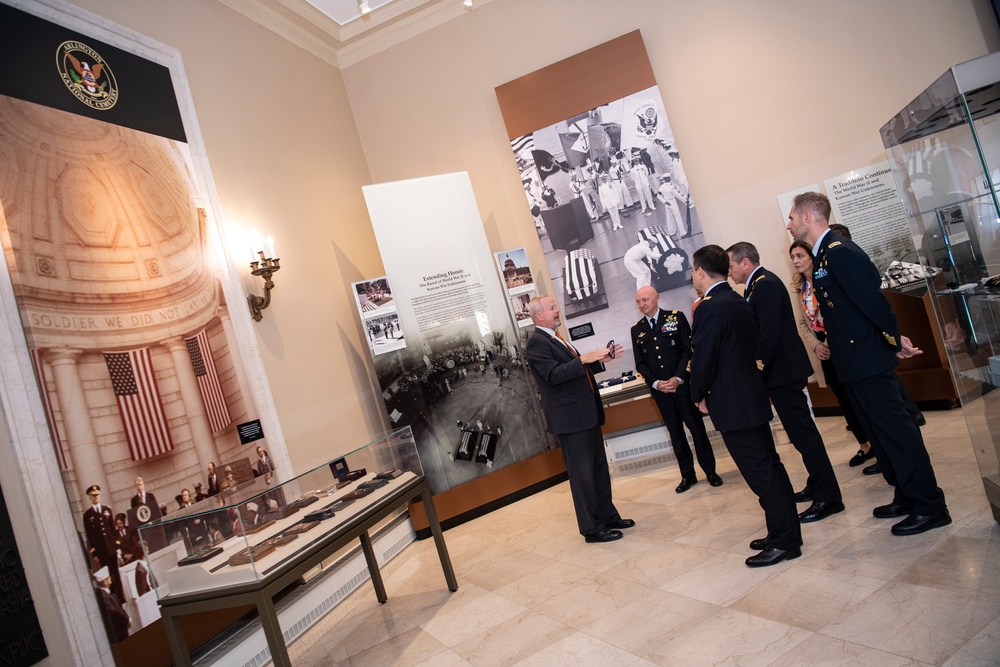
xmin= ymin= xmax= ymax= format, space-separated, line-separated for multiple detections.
xmin=218 ymin=0 xmax=490 ymax=69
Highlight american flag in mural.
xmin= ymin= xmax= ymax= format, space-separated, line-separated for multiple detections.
xmin=104 ymin=348 xmax=174 ymax=460
xmin=186 ymin=329 xmax=231 ymax=433
xmin=29 ymin=349 xmax=69 ymax=469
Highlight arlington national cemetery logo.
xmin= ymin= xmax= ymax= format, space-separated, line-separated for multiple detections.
xmin=56 ymin=41 xmax=118 ymax=110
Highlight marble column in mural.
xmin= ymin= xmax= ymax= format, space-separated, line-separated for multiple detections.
xmin=45 ymin=348 xmax=108 ymax=505
xmin=217 ymin=308 xmax=254 ymax=422
xmin=162 ymin=337 xmax=219 ymax=473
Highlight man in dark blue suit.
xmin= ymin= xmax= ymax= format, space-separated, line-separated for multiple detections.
xmin=631 ymin=285 xmax=722 ymax=493
xmin=689 ymin=245 xmax=802 ymax=567
xmin=727 ymin=241 xmax=843 ymax=523
xmin=525 ymin=296 xmax=634 ymax=543
xmin=787 ymin=192 xmax=949 ymax=535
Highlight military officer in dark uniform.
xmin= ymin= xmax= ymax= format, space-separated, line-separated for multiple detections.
xmin=727 ymin=241 xmax=844 ymax=523
xmin=83 ymin=484 xmax=125 ymax=601
xmin=689 ymin=245 xmax=802 ymax=567
xmin=631 ymin=285 xmax=722 ymax=493
xmin=787 ymin=191 xmax=949 ymax=535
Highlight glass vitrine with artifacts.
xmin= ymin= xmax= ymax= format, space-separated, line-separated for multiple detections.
xmin=137 ymin=427 xmax=422 ymax=598
xmin=880 ymin=51 xmax=1000 ymax=523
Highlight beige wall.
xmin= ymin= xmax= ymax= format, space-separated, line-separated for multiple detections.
xmin=68 ymin=0 xmax=389 ymax=472
xmin=62 ymin=0 xmax=999 ymax=471
xmin=342 ymin=0 xmax=999 ymax=297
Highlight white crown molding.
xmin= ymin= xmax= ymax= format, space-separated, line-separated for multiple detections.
xmin=217 ymin=0 xmax=494 ymax=69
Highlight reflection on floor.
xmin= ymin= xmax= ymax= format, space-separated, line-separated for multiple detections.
xmin=289 ymin=409 xmax=1000 ymax=666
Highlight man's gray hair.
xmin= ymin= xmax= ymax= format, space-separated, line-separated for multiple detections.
xmin=525 ymin=296 xmax=547 ymax=323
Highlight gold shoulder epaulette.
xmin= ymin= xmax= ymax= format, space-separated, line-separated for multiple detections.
xmin=756 ymin=359 xmax=764 ymax=371
xmin=883 ymin=332 xmax=897 ymax=346
xmin=829 ymin=241 xmax=842 ymax=248
xmin=702 ymin=295 xmax=712 ymax=301
xmin=671 ymin=309 xmax=678 ymax=315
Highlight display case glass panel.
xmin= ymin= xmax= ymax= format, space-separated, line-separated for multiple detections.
xmin=137 ymin=427 xmax=421 ymax=598
xmin=881 ymin=51 xmax=1000 ymax=521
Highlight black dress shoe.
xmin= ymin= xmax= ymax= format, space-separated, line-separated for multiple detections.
xmin=891 ymin=511 xmax=951 ymax=536
xmin=745 ymin=546 xmax=802 ymax=568
xmin=914 ymin=412 xmax=927 ymax=427
xmin=675 ymin=476 xmax=698 ymax=493
xmin=792 ymin=489 xmax=813 ymax=503
xmin=707 ymin=472 xmax=724 ymax=487
xmin=606 ymin=518 xmax=635 ymax=530
xmin=585 ymin=529 xmax=624 ymax=543
xmin=862 ymin=462 xmax=881 ymax=476
xmin=749 ymin=537 xmax=769 ymax=551
xmin=873 ymin=501 xmax=914 ymax=518
xmin=849 ymin=448 xmax=875 ymax=467
xmin=798 ymin=500 xmax=845 ymax=523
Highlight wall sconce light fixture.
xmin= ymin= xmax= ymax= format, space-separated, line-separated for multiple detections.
xmin=248 ymin=235 xmax=280 ymax=322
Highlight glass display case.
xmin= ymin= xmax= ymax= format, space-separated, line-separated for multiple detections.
xmin=880 ymin=51 xmax=1000 ymax=523
xmin=137 ymin=427 xmax=423 ymax=599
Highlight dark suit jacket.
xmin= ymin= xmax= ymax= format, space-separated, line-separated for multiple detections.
xmin=631 ymin=308 xmax=692 ymax=394
xmin=690 ymin=282 xmax=773 ymax=431
xmin=83 ymin=504 xmax=117 ymax=557
xmin=525 ymin=329 xmax=605 ymax=435
xmin=207 ymin=474 xmax=221 ymax=497
xmin=130 ymin=491 xmax=158 ymax=509
xmin=743 ymin=266 xmax=813 ymax=388
xmin=813 ymin=231 xmax=900 ymax=383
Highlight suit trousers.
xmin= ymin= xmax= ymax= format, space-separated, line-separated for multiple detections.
xmin=559 ymin=427 xmax=622 ymax=535
xmin=652 ymin=392 xmax=716 ymax=478
xmin=768 ymin=379 xmax=842 ymax=503
xmin=720 ymin=424 xmax=802 ymax=550
xmin=820 ymin=357 xmax=868 ymax=446
xmin=843 ymin=370 xmax=946 ymax=515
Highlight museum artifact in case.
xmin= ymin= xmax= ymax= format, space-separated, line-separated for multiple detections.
xmin=880 ymin=50 xmax=1000 ymax=523
xmin=137 ymin=427 xmax=427 ymax=598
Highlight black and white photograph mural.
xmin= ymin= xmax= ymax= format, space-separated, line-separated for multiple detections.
xmin=509 ymin=85 xmax=705 ymax=375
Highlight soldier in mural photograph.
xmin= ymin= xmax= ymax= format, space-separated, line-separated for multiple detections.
xmin=631 ymin=285 xmax=721 ymax=493
xmin=83 ymin=484 xmax=125 ymax=600
xmin=688 ymin=246 xmax=802 ymax=567
xmin=786 ymin=192 xmax=949 ymax=536
xmin=93 ymin=566 xmax=130 ymax=643
xmin=525 ymin=295 xmax=634 ymax=543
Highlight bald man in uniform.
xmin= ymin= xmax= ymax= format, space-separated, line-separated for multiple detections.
xmin=631 ymin=285 xmax=721 ymax=493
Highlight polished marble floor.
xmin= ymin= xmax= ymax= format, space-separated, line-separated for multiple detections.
xmin=288 ymin=409 xmax=1000 ymax=666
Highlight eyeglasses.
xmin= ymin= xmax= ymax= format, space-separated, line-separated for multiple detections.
xmin=606 ymin=339 xmax=616 ymax=359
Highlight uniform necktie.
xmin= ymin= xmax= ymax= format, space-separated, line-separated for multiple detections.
xmin=648 ymin=317 xmax=656 ymax=330
xmin=555 ymin=331 xmax=595 ymax=393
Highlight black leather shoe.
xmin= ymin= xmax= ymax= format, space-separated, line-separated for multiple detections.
xmin=849 ymin=448 xmax=875 ymax=467
xmin=585 ymin=529 xmax=624 ymax=543
xmin=792 ymin=489 xmax=813 ymax=503
xmin=891 ymin=511 xmax=951 ymax=536
xmin=675 ymin=476 xmax=698 ymax=493
xmin=606 ymin=518 xmax=635 ymax=530
xmin=749 ymin=537 xmax=769 ymax=551
xmin=873 ymin=501 xmax=914 ymax=518
xmin=745 ymin=546 xmax=802 ymax=568
xmin=914 ymin=412 xmax=927 ymax=427
xmin=862 ymin=462 xmax=881 ymax=476
xmin=798 ymin=500 xmax=845 ymax=523
xmin=707 ymin=473 xmax=724 ymax=487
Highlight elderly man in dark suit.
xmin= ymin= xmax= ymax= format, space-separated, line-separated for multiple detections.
xmin=631 ymin=285 xmax=722 ymax=493
xmin=726 ymin=241 xmax=843 ymax=523
xmin=689 ymin=245 xmax=802 ymax=567
xmin=525 ymin=295 xmax=634 ymax=543
xmin=787 ymin=191 xmax=949 ymax=535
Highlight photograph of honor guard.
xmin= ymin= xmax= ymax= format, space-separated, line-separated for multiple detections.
xmin=787 ymin=192 xmax=949 ymax=536
xmin=726 ymin=241 xmax=844 ymax=525
xmin=631 ymin=286 xmax=722 ymax=494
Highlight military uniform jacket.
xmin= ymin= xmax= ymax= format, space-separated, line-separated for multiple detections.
xmin=525 ymin=329 xmax=605 ymax=435
xmin=812 ymin=231 xmax=901 ymax=383
xmin=83 ymin=504 xmax=117 ymax=556
xmin=690 ymin=283 xmax=773 ymax=431
xmin=631 ymin=308 xmax=692 ymax=395
xmin=742 ymin=266 xmax=813 ymax=388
